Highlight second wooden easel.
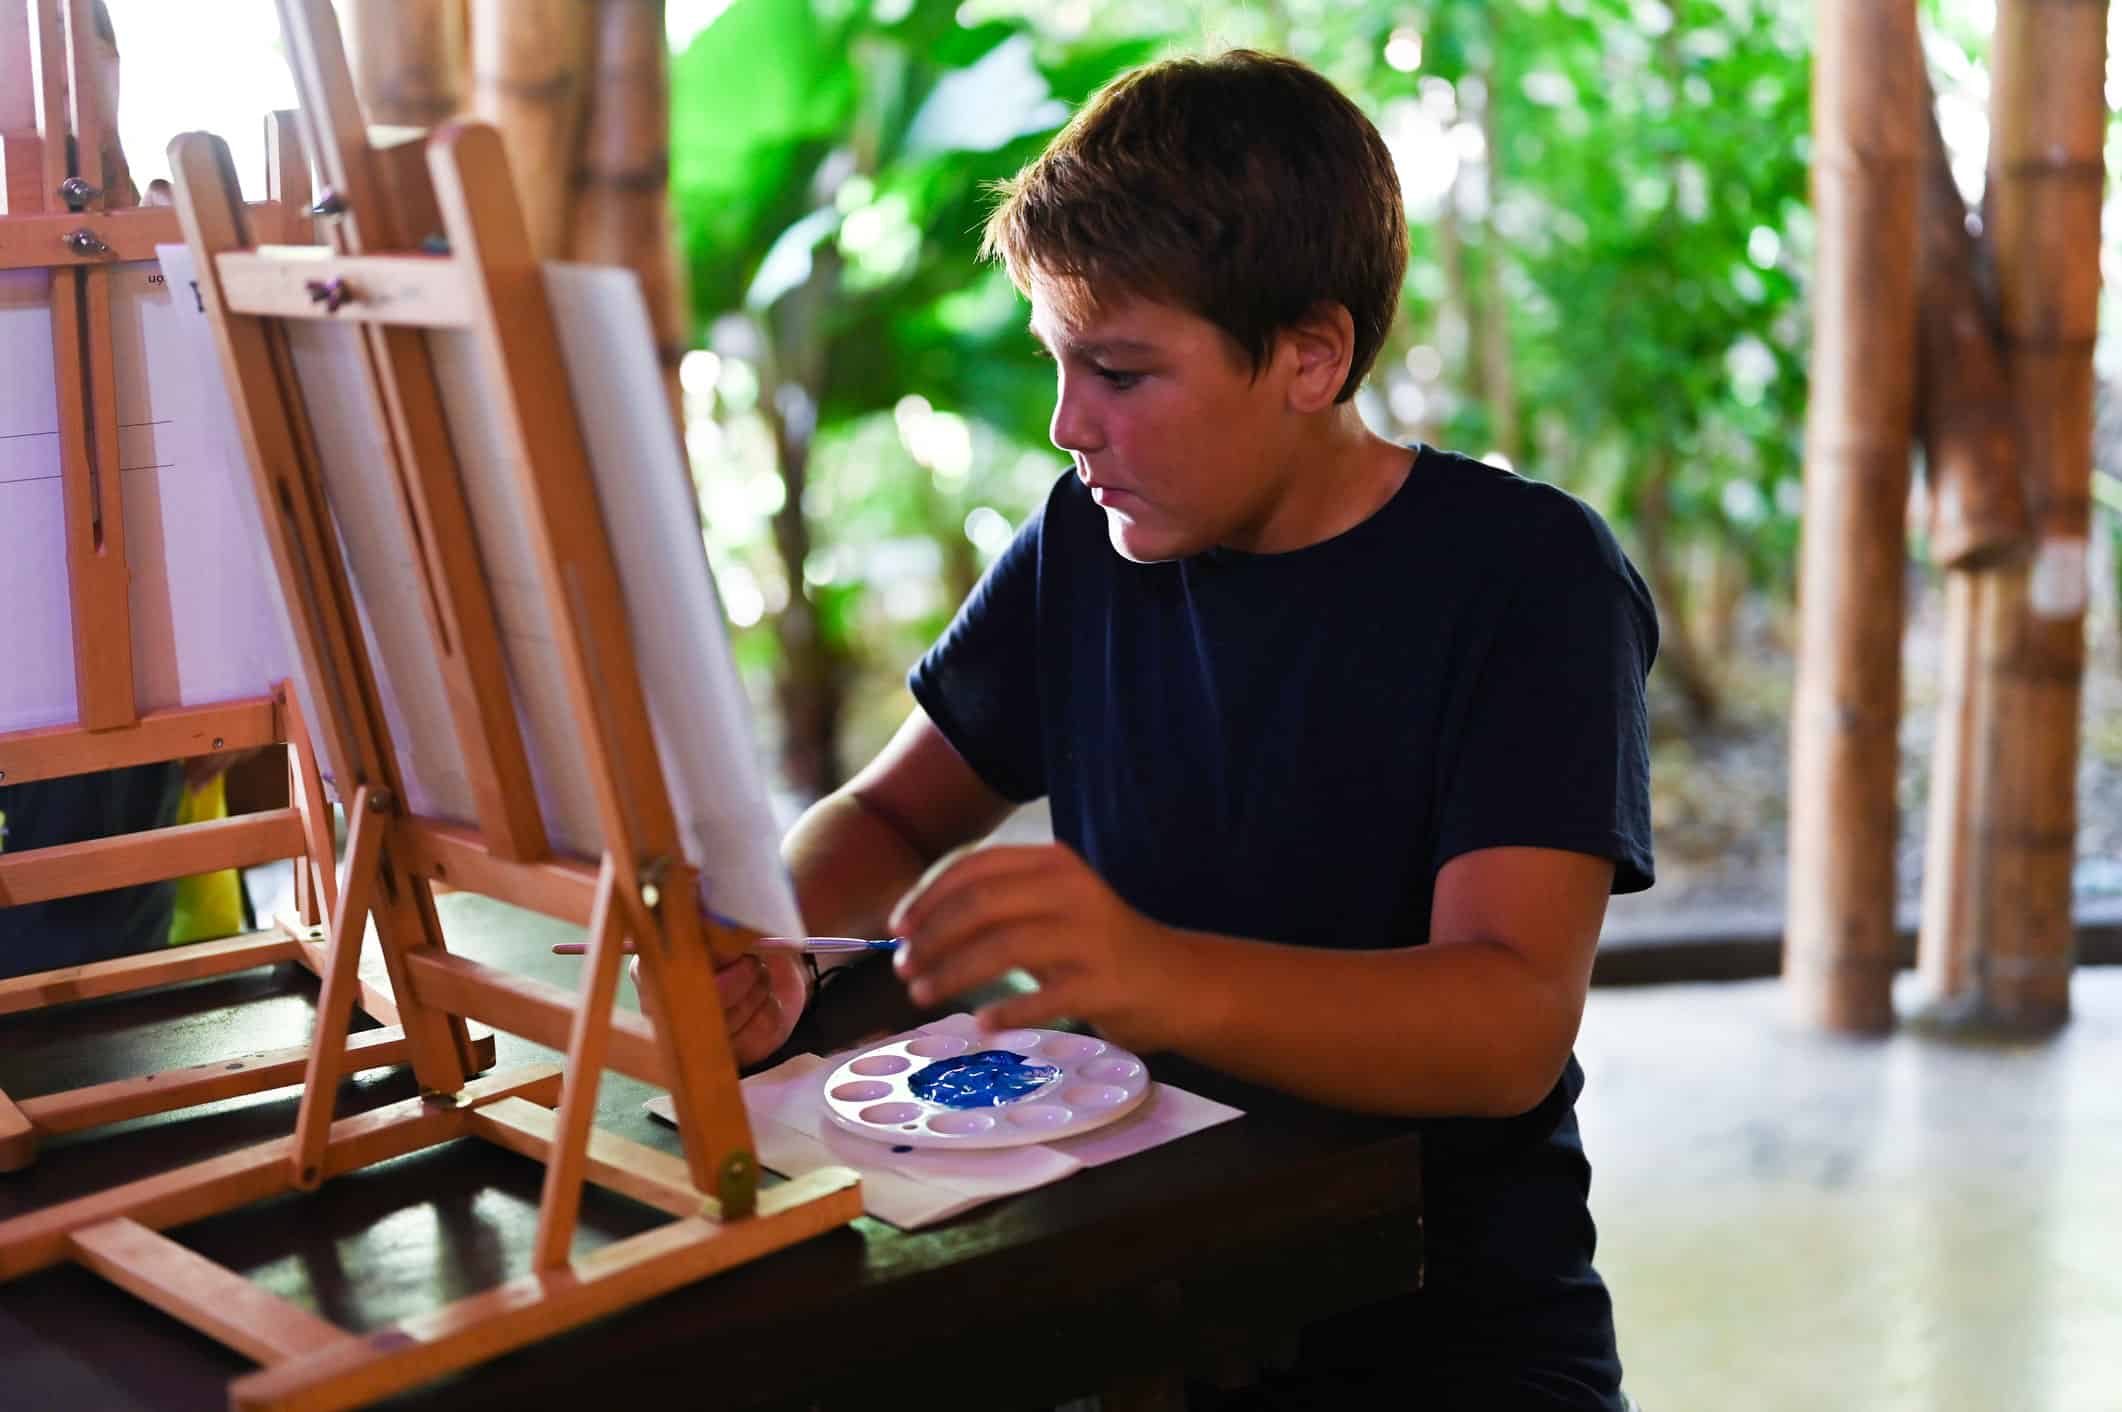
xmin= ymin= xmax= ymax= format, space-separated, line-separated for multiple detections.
xmin=0 ymin=1 xmax=861 ymax=1406
xmin=0 ymin=0 xmax=484 ymax=1170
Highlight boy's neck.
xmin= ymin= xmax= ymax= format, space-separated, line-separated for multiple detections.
xmin=1239 ymin=409 xmax=1414 ymax=555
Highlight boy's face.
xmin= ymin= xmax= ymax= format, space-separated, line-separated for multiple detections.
xmin=1028 ymin=280 xmax=1301 ymax=562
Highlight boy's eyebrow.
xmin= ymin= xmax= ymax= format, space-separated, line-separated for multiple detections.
xmin=1026 ymin=321 xmax=1157 ymax=358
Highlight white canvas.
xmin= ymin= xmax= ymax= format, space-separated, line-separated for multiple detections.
xmin=155 ymin=245 xmax=802 ymax=939
xmin=0 ymin=259 xmax=290 ymax=734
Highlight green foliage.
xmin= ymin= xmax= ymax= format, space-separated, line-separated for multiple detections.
xmin=672 ymin=0 xmax=1823 ymax=744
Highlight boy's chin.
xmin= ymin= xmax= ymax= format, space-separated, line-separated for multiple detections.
xmin=1104 ymin=516 xmax=1193 ymax=564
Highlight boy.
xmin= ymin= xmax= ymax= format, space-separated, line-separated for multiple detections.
xmin=712 ymin=50 xmax=1654 ymax=1410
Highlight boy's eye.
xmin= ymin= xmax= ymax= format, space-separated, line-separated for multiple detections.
xmin=1095 ymin=367 xmax=1142 ymax=389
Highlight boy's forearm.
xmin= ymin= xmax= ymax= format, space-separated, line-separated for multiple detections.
xmin=1160 ymin=928 xmax=1582 ymax=1120
xmin=783 ymin=789 xmax=937 ymax=940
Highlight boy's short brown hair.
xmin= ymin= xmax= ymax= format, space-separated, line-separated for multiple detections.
xmin=981 ymin=49 xmax=1408 ymax=404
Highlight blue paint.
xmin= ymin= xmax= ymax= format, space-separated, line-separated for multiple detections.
xmin=909 ymin=1050 xmax=1060 ymax=1109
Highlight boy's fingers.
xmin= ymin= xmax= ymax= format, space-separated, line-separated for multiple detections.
xmin=719 ymin=966 xmax=773 ymax=1037
xmin=896 ymin=877 xmax=1056 ymax=974
xmin=893 ymin=844 xmax=1068 ymax=934
xmin=714 ymin=952 xmax=770 ymax=1009
xmin=974 ymin=972 xmax=1090 ymax=1034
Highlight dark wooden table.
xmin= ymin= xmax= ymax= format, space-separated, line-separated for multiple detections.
xmin=0 ymin=894 xmax=1422 ymax=1411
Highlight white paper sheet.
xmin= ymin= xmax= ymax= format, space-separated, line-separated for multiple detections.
xmin=0 ymin=259 xmax=290 ymax=734
xmin=155 ymin=245 xmax=801 ymax=938
xmin=647 ymin=1013 xmax=1247 ymax=1229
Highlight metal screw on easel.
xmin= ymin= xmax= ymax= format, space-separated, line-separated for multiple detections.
xmin=63 ymin=228 xmax=112 ymax=258
xmin=638 ymin=855 xmax=671 ymax=912
xmin=305 ymin=277 xmax=353 ymax=313
xmin=308 ymin=189 xmax=348 ymax=218
xmin=57 ymin=176 xmax=101 ymax=208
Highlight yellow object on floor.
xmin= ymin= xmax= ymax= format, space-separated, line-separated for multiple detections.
xmin=170 ymin=773 xmax=245 ymax=944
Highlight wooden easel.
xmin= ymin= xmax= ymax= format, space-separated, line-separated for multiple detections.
xmin=0 ymin=0 xmax=480 ymax=1171
xmin=0 ymin=1 xmax=860 ymax=1405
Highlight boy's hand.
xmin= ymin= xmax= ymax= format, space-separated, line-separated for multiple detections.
xmin=629 ymin=948 xmax=810 ymax=1070
xmin=889 ymin=843 xmax=1196 ymax=1053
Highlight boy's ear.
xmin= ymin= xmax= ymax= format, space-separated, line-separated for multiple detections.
xmin=1279 ymin=302 xmax=1358 ymax=413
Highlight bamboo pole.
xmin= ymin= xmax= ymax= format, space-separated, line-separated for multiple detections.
xmin=342 ymin=0 xmax=467 ymax=129
xmin=1976 ymin=0 xmax=2108 ymax=1031
xmin=570 ymin=0 xmax=690 ymax=436
xmin=83 ymin=2 xmax=136 ymax=207
xmin=1785 ymin=0 xmax=1921 ymax=1033
xmin=1911 ymin=91 xmax=2031 ymax=1012
xmin=468 ymin=0 xmax=592 ymax=261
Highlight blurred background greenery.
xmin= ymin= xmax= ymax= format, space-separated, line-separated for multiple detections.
xmin=656 ymin=0 xmax=2122 ymax=926
xmin=671 ymin=0 xmax=2113 ymax=809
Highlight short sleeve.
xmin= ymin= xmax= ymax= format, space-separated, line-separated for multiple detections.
xmin=906 ymin=498 xmax=1048 ymax=803
xmin=1432 ymin=507 xmax=1658 ymax=894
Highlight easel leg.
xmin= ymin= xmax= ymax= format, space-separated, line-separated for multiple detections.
xmin=288 ymin=785 xmax=386 ymax=1190
xmin=288 ymin=747 xmax=319 ymax=929
xmin=0 ymin=1090 xmax=35 ymax=1172
xmin=281 ymin=684 xmax=339 ymax=925
xmin=532 ymin=856 xmax=626 ymax=1269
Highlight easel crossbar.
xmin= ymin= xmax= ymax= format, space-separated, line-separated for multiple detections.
xmin=0 ymin=697 xmax=281 ymax=784
xmin=214 ymin=248 xmax=474 ymax=327
xmin=70 ymin=1216 xmax=353 ymax=1366
xmin=466 ymin=1096 xmax=702 ymax=1220
xmin=226 ymin=1166 xmax=863 ymax=1412
xmin=0 ymin=203 xmax=307 ymax=272
xmin=403 ymin=950 xmax=670 ymax=1088
xmin=17 ymin=1025 xmax=417 ymax=1136
xmin=0 ymin=807 xmax=307 ymax=906
xmin=0 ymin=1063 xmax=564 ymax=1280
xmin=0 ymin=928 xmax=303 ymax=1015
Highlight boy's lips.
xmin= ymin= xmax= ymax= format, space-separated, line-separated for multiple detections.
xmin=1087 ymin=482 xmax=1139 ymax=508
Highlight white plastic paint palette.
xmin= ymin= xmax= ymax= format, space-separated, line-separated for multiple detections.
xmin=820 ymin=1028 xmax=1152 ymax=1150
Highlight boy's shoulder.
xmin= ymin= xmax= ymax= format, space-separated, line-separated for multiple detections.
xmin=1412 ymin=446 xmax=1638 ymax=584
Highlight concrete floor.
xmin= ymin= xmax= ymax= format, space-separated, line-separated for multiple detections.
xmin=1574 ymin=970 xmax=2122 ymax=1412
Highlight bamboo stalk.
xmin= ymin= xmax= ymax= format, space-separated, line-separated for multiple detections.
xmin=1979 ymin=0 xmax=2107 ymax=1030
xmin=468 ymin=0 xmax=592 ymax=260
xmin=570 ymin=0 xmax=690 ymax=436
xmin=1913 ymin=96 xmax=2028 ymax=571
xmin=342 ymin=0 xmax=467 ymax=128
xmin=1911 ymin=82 xmax=2030 ymax=1013
xmin=1785 ymin=0 xmax=1921 ymax=1033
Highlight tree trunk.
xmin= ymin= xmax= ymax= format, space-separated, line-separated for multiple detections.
xmin=759 ymin=246 xmax=849 ymax=800
xmin=1473 ymin=69 xmax=1517 ymax=462
xmin=1974 ymin=0 xmax=2109 ymax=1030
xmin=1784 ymin=0 xmax=1921 ymax=1034
xmin=342 ymin=0 xmax=467 ymax=128
xmin=1636 ymin=458 xmax=1722 ymax=726
xmin=468 ymin=0 xmax=592 ymax=261
xmin=570 ymin=0 xmax=689 ymax=438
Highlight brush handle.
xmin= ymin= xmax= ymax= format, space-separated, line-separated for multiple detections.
xmin=549 ymin=936 xmax=902 ymax=957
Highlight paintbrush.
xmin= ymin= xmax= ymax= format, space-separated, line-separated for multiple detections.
xmin=549 ymin=935 xmax=902 ymax=957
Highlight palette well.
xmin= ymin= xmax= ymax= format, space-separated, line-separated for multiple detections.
xmin=820 ymin=1028 xmax=1152 ymax=1150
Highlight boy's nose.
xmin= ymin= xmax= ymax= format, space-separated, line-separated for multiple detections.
xmin=1049 ymin=385 xmax=1099 ymax=456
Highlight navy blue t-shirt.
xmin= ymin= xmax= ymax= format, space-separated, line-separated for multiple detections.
xmin=0 ymin=764 xmax=185 ymax=979
xmin=909 ymin=446 xmax=1656 ymax=1371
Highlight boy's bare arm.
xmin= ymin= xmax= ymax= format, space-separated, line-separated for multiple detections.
xmin=704 ymin=709 xmax=1011 ymax=1068
xmin=784 ymin=707 xmax=1016 ymax=940
xmin=890 ymin=843 xmax=1613 ymax=1120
